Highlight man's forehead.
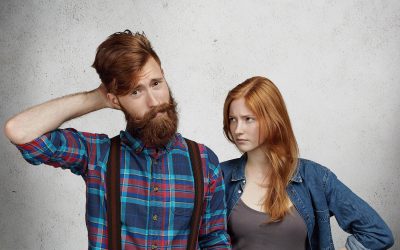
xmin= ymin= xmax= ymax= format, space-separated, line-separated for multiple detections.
xmin=139 ymin=57 xmax=162 ymax=76
xmin=136 ymin=70 xmax=162 ymax=81
xmin=135 ymin=61 xmax=163 ymax=81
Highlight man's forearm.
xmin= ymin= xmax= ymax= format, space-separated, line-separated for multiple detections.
xmin=4 ymin=88 xmax=107 ymax=144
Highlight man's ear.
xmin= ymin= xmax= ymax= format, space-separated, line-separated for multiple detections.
xmin=107 ymin=93 xmax=122 ymax=110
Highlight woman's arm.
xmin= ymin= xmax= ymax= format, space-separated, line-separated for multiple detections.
xmin=324 ymin=169 xmax=394 ymax=249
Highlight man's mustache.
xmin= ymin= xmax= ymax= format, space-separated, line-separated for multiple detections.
xmin=132 ymin=102 xmax=176 ymax=129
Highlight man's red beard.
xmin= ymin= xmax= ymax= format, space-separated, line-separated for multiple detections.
xmin=124 ymin=98 xmax=178 ymax=148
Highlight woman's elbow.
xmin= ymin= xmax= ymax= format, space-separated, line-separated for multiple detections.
xmin=383 ymin=230 xmax=395 ymax=249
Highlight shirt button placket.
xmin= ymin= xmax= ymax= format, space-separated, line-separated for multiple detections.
xmin=150 ymin=157 xmax=159 ymax=248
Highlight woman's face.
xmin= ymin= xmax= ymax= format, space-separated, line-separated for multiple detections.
xmin=228 ymin=98 xmax=262 ymax=153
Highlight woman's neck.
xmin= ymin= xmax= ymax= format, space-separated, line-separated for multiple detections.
xmin=245 ymin=147 xmax=271 ymax=182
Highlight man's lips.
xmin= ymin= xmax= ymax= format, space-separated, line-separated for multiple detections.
xmin=155 ymin=111 xmax=166 ymax=118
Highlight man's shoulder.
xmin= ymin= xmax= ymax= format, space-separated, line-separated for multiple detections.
xmin=179 ymin=136 xmax=221 ymax=175
xmin=179 ymin=136 xmax=217 ymax=161
xmin=54 ymin=128 xmax=112 ymax=158
xmin=65 ymin=128 xmax=110 ymax=141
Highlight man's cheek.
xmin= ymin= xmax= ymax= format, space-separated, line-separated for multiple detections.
xmin=131 ymin=110 xmax=146 ymax=120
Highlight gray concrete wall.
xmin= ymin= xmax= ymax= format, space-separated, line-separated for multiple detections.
xmin=1 ymin=1 xmax=399 ymax=249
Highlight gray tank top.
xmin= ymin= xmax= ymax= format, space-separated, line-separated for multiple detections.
xmin=228 ymin=198 xmax=307 ymax=250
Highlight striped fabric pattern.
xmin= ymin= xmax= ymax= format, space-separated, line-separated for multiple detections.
xmin=16 ymin=128 xmax=230 ymax=249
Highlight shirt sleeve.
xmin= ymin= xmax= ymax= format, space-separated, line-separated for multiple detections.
xmin=198 ymin=146 xmax=231 ymax=249
xmin=324 ymin=169 xmax=394 ymax=249
xmin=15 ymin=128 xmax=105 ymax=176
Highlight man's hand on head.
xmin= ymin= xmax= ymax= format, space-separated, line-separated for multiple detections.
xmin=95 ymin=83 xmax=120 ymax=110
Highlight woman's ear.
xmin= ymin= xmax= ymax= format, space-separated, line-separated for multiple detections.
xmin=107 ymin=93 xmax=122 ymax=110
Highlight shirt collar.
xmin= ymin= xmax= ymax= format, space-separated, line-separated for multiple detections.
xmin=120 ymin=130 xmax=179 ymax=154
xmin=231 ymin=153 xmax=303 ymax=183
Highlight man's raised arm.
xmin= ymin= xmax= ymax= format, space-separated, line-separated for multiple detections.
xmin=4 ymin=84 xmax=114 ymax=144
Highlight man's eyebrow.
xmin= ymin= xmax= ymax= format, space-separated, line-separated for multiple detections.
xmin=130 ymin=78 xmax=164 ymax=90
xmin=132 ymin=83 xmax=144 ymax=90
xmin=151 ymin=77 xmax=164 ymax=82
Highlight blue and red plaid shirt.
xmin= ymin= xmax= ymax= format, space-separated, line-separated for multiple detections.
xmin=16 ymin=128 xmax=231 ymax=249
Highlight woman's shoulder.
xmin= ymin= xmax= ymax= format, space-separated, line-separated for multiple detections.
xmin=296 ymin=158 xmax=333 ymax=182
xmin=221 ymin=157 xmax=241 ymax=167
xmin=220 ymin=157 xmax=241 ymax=173
xmin=220 ymin=156 xmax=246 ymax=181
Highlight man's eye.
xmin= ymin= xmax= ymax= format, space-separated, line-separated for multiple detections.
xmin=229 ymin=117 xmax=236 ymax=122
xmin=132 ymin=90 xmax=139 ymax=95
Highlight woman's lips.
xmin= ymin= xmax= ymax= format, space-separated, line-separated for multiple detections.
xmin=236 ymin=139 xmax=248 ymax=143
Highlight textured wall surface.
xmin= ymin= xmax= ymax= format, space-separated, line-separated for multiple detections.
xmin=1 ymin=1 xmax=399 ymax=249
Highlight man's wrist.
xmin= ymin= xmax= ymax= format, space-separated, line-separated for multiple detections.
xmin=85 ymin=88 xmax=109 ymax=110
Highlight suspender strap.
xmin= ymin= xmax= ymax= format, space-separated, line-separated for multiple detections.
xmin=106 ymin=136 xmax=121 ymax=250
xmin=106 ymin=136 xmax=203 ymax=250
xmin=184 ymin=138 xmax=204 ymax=250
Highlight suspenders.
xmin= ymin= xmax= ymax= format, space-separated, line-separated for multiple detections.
xmin=106 ymin=136 xmax=204 ymax=250
xmin=106 ymin=136 xmax=122 ymax=250
xmin=185 ymin=138 xmax=205 ymax=250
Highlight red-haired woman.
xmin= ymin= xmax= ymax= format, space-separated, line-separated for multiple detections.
xmin=221 ymin=76 xmax=393 ymax=250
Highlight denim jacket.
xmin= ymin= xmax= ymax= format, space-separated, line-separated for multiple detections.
xmin=221 ymin=155 xmax=394 ymax=250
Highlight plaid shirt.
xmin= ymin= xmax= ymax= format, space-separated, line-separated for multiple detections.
xmin=16 ymin=128 xmax=231 ymax=249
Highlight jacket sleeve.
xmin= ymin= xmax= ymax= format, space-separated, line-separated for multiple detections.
xmin=324 ymin=169 xmax=394 ymax=249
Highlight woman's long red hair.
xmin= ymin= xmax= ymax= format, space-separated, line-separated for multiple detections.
xmin=223 ymin=76 xmax=299 ymax=222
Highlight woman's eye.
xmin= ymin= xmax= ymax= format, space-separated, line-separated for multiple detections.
xmin=246 ymin=117 xmax=254 ymax=122
xmin=132 ymin=90 xmax=139 ymax=95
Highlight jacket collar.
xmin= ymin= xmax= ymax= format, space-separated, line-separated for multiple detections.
xmin=230 ymin=153 xmax=303 ymax=183
xmin=290 ymin=159 xmax=303 ymax=183
xmin=231 ymin=154 xmax=247 ymax=181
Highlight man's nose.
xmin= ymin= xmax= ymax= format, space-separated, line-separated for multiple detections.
xmin=147 ymin=91 xmax=160 ymax=108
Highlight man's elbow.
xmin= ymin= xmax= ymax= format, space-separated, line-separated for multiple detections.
xmin=3 ymin=118 xmax=28 ymax=144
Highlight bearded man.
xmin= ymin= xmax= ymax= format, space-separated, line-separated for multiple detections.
xmin=4 ymin=30 xmax=231 ymax=250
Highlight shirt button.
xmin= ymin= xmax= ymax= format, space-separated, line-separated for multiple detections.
xmin=152 ymin=214 xmax=158 ymax=221
xmin=151 ymin=244 xmax=157 ymax=249
xmin=243 ymin=180 xmax=246 ymax=183
xmin=238 ymin=190 xmax=242 ymax=194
